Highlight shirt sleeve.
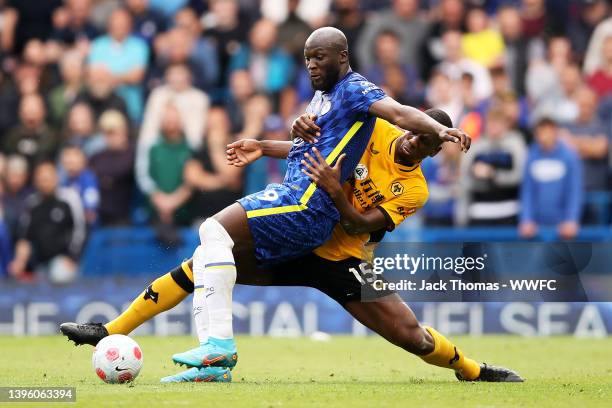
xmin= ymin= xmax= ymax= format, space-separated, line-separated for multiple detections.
xmin=378 ymin=183 xmax=429 ymax=231
xmin=343 ymin=78 xmax=386 ymax=116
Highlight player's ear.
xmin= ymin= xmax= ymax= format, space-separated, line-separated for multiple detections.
xmin=339 ymin=50 xmax=349 ymax=65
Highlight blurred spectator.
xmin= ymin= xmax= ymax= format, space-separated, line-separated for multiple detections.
xmin=75 ymin=64 xmax=129 ymax=121
xmin=3 ymin=94 xmax=59 ymax=169
xmin=225 ymin=69 xmax=256 ymax=133
xmin=149 ymin=0 xmax=188 ymax=19
xmin=59 ymin=145 xmax=99 ymax=225
xmin=421 ymin=0 xmax=466 ymax=79
xmin=152 ymin=20 xmax=218 ymax=92
xmin=173 ymin=7 xmax=219 ymax=91
xmin=586 ymin=34 xmax=612 ymax=98
xmin=364 ymin=30 xmax=424 ymax=107
xmin=529 ymin=43 xmax=583 ymax=125
xmin=521 ymin=0 xmax=561 ymax=40
xmin=136 ymin=63 xmax=209 ymax=194
xmin=243 ymin=114 xmax=287 ymax=195
xmin=584 ymin=11 xmax=612 ymax=75
xmin=89 ymin=110 xmax=135 ymax=225
xmin=421 ymin=143 xmax=463 ymax=226
xmin=261 ymin=0 xmax=331 ymax=27
xmin=438 ymin=30 xmax=493 ymax=102
xmin=9 ymin=162 xmax=85 ymax=283
xmin=0 ymin=5 xmax=18 ymax=55
xmin=126 ymin=0 xmax=167 ymax=45
xmin=461 ymin=6 xmax=505 ymax=69
xmin=0 ymin=68 xmax=20 ymax=135
xmin=234 ymin=93 xmax=273 ymax=140
xmin=48 ymin=50 xmax=84 ymax=127
xmin=478 ymin=67 xmax=531 ymax=139
xmin=527 ymin=36 xmax=575 ymax=104
xmin=330 ymin=0 xmax=365 ymax=71
xmin=88 ymin=8 xmax=149 ymax=121
xmin=148 ymin=104 xmax=192 ymax=226
xmin=184 ymin=108 xmax=242 ymax=220
xmin=50 ymin=0 xmax=99 ymax=46
xmin=457 ymin=108 xmax=527 ymax=226
xmin=357 ymin=0 xmax=427 ymax=74
xmin=567 ymin=0 xmax=608 ymax=61
xmin=230 ymin=19 xmax=295 ymax=96
xmin=202 ymin=0 xmax=250 ymax=92
xmin=1 ymin=155 xmax=33 ymax=244
xmin=560 ymin=87 xmax=609 ymax=192
xmin=63 ymin=103 xmax=105 ymax=157
xmin=498 ymin=5 xmax=529 ymax=97
xmin=3 ymin=0 xmax=62 ymax=54
xmin=277 ymin=0 xmax=311 ymax=66
xmin=0 ymin=219 xmax=11 ymax=278
xmin=520 ymin=118 xmax=583 ymax=240
xmin=426 ymin=70 xmax=463 ymax=125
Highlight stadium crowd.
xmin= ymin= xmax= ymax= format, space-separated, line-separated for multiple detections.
xmin=1 ymin=0 xmax=611 ymax=281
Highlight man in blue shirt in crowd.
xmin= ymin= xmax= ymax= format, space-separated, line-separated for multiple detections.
xmin=88 ymin=8 xmax=149 ymax=121
xmin=519 ymin=117 xmax=584 ymax=240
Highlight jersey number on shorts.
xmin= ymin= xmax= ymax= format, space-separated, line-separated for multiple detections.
xmin=256 ymin=190 xmax=280 ymax=202
xmin=349 ymin=262 xmax=379 ymax=285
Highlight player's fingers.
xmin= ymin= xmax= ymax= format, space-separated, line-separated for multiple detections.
xmin=440 ymin=131 xmax=460 ymax=143
xmin=463 ymin=133 xmax=472 ymax=151
xmin=311 ymin=147 xmax=326 ymax=164
xmin=301 ymin=168 xmax=317 ymax=181
xmin=301 ymin=133 xmax=318 ymax=144
xmin=304 ymin=152 xmax=320 ymax=169
xmin=226 ymin=141 xmax=242 ymax=149
xmin=301 ymin=158 xmax=317 ymax=175
xmin=334 ymin=153 xmax=347 ymax=170
xmin=304 ymin=116 xmax=321 ymax=134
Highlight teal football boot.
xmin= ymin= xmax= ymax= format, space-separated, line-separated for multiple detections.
xmin=160 ymin=366 xmax=232 ymax=383
xmin=172 ymin=338 xmax=238 ymax=369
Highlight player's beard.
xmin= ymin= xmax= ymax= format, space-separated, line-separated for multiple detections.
xmin=312 ymin=66 xmax=341 ymax=92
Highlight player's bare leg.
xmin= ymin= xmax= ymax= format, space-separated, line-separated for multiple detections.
xmin=344 ymin=295 xmax=524 ymax=382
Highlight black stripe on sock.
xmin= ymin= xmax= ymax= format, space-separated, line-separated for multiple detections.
xmin=170 ymin=265 xmax=194 ymax=293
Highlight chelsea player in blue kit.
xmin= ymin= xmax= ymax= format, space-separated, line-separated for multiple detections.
xmin=171 ymin=27 xmax=469 ymax=371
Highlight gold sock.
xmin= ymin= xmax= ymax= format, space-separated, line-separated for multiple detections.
xmin=105 ymin=261 xmax=194 ymax=335
xmin=420 ymin=326 xmax=481 ymax=380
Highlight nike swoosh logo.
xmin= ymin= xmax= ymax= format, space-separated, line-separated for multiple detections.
xmin=115 ymin=367 xmax=128 ymax=372
xmin=205 ymin=292 xmax=214 ymax=298
xmin=369 ymin=143 xmax=379 ymax=155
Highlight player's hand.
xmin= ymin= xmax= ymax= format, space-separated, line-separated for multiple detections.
xmin=291 ymin=114 xmax=320 ymax=144
xmin=301 ymin=147 xmax=345 ymax=195
xmin=439 ymin=128 xmax=471 ymax=152
xmin=226 ymin=139 xmax=263 ymax=167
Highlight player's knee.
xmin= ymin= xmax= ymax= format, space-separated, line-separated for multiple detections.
xmin=199 ymin=218 xmax=234 ymax=248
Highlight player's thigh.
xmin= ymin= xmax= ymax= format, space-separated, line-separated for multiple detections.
xmin=237 ymin=255 xmax=317 ymax=287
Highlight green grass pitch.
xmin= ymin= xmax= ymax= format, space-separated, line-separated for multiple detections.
xmin=0 ymin=335 xmax=610 ymax=407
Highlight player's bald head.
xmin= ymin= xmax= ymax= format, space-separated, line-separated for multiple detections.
xmin=304 ymin=27 xmax=350 ymax=91
xmin=305 ymin=27 xmax=348 ymax=53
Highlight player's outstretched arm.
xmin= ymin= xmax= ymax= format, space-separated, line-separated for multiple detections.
xmin=302 ymin=147 xmax=388 ymax=235
xmin=226 ymin=139 xmax=293 ymax=167
xmin=369 ymin=97 xmax=470 ymax=151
